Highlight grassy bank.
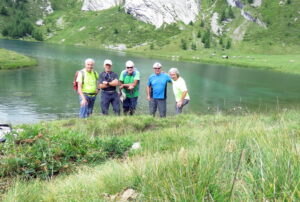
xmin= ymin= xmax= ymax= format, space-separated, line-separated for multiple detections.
xmin=1 ymin=111 xmax=300 ymax=201
xmin=0 ymin=48 xmax=37 ymax=70
xmin=128 ymin=48 xmax=300 ymax=74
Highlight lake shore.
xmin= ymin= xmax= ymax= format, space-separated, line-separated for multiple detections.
xmin=0 ymin=48 xmax=37 ymax=70
xmin=127 ymin=48 xmax=300 ymax=75
xmin=1 ymin=38 xmax=299 ymax=74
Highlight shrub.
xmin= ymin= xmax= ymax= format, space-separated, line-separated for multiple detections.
xmin=228 ymin=7 xmax=235 ymax=19
xmin=180 ymin=39 xmax=187 ymax=50
xmin=32 ymin=29 xmax=43 ymax=41
xmin=226 ymin=39 xmax=232 ymax=49
xmin=200 ymin=21 xmax=205 ymax=27
xmin=0 ymin=6 xmax=9 ymax=16
xmin=0 ymin=127 xmax=133 ymax=179
xmin=150 ymin=43 xmax=154 ymax=50
xmin=197 ymin=30 xmax=201 ymax=38
xmin=191 ymin=43 xmax=197 ymax=50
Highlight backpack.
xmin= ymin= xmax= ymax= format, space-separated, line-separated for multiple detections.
xmin=73 ymin=70 xmax=97 ymax=93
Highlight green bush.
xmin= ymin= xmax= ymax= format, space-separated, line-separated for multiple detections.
xmin=180 ymin=39 xmax=187 ymax=50
xmin=0 ymin=127 xmax=133 ymax=179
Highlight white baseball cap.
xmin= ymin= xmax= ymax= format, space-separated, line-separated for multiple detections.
xmin=103 ymin=59 xmax=112 ymax=66
xmin=153 ymin=62 xmax=162 ymax=68
xmin=126 ymin=60 xmax=134 ymax=67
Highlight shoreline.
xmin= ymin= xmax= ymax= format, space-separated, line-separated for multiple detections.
xmin=1 ymin=38 xmax=299 ymax=75
xmin=0 ymin=48 xmax=37 ymax=70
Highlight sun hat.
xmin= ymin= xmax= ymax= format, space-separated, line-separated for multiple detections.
xmin=153 ymin=62 xmax=162 ymax=68
xmin=126 ymin=60 xmax=134 ymax=67
xmin=103 ymin=59 xmax=112 ymax=66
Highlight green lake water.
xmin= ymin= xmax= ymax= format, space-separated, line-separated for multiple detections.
xmin=1 ymin=39 xmax=300 ymax=124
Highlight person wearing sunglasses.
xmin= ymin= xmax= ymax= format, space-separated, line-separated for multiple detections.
xmin=98 ymin=59 xmax=120 ymax=115
xmin=146 ymin=62 xmax=172 ymax=117
xmin=119 ymin=60 xmax=140 ymax=115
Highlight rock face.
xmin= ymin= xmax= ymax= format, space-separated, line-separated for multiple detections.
xmin=241 ymin=10 xmax=266 ymax=28
xmin=251 ymin=0 xmax=262 ymax=7
xmin=82 ymin=0 xmax=123 ymax=11
xmin=226 ymin=0 xmax=244 ymax=9
xmin=211 ymin=12 xmax=222 ymax=36
xmin=226 ymin=0 xmax=266 ymax=28
xmin=41 ymin=0 xmax=53 ymax=14
xmin=124 ymin=0 xmax=201 ymax=28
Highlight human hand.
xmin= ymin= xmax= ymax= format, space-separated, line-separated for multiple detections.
xmin=103 ymin=81 xmax=108 ymax=85
xmin=147 ymin=96 xmax=151 ymax=101
xmin=128 ymin=85 xmax=134 ymax=90
xmin=177 ymin=101 xmax=182 ymax=108
xmin=81 ymin=98 xmax=88 ymax=106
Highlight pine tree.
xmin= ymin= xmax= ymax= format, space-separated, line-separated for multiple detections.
xmin=197 ymin=30 xmax=201 ymax=38
xmin=191 ymin=43 xmax=197 ymax=50
xmin=226 ymin=40 xmax=232 ymax=49
xmin=204 ymin=38 xmax=210 ymax=48
xmin=150 ymin=43 xmax=154 ymax=50
xmin=181 ymin=39 xmax=187 ymax=50
xmin=219 ymin=38 xmax=223 ymax=46
xmin=0 ymin=6 xmax=9 ymax=16
xmin=32 ymin=29 xmax=43 ymax=41
xmin=200 ymin=21 xmax=205 ymax=27
xmin=228 ymin=7 xmax=235 ymax=19
xmin=220 ymin=10 xmax=227 ymax=22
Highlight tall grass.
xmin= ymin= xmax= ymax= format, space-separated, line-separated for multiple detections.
xmin=1 ymin=112 xmax=300 ymax=201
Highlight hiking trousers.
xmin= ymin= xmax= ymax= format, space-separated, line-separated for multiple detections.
xmin=123 ymin=97 xmax=138 ymax=115
xmin=79 ymin=94 xmax=96 ymax=118
xmin=101 ymin=91 xmax=120 ymax=115
xmin=149 ymin=98 xmax=167 ymax=118
xmin=175 ymin=99 xmax=189 ymax=114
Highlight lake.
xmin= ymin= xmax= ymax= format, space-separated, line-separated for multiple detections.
xmin=1 ymin=39 xmax=300 ymax=124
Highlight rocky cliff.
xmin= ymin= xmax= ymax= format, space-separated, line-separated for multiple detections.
xmin=81 ymin=0 xmax=201 ymax=28
xmin=124 ymin=0 xmax=201 ymax=28
xmin=82 ymin=0 xmax=123 ymax=11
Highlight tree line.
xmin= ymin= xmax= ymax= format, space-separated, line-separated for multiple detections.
xmin=0 ymin=0 xmax=43 ymax=41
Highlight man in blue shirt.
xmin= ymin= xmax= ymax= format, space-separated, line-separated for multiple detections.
xmin=146 ymin=62 xmax=172 ymax=117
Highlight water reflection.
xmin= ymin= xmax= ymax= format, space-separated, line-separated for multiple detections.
xmin=1 ymin=39 xmax=300 ymax=124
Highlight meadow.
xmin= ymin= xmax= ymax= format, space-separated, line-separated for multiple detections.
xmin=0 ymin=48 xmax=37 ymax=70
xmin=1 ymin=111 xmax=300 ymax=201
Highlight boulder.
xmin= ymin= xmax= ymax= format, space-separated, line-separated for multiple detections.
xmin=0 ymin=124 xmax=11 ymax=142
xmin=124 ymin=0 xmax=201 ymax=28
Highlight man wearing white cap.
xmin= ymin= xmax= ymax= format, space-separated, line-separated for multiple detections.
xmin=98 ymin=59 xmax=120 ymax=115
xmin=119 ymin=60 xmax=140 ymax=115
xmin=146 ymin=62 xmax=172 ymax=117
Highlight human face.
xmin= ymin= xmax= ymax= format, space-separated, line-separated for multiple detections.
xmin=126 ymin=66 xmax=134 ymax=74
xmin=85 ymin=61 xmax=94 ymax=72
xmin=104 ymin=64 xmax=112 ymax=72
xmin=153 ymin=66 xmax=161 ymax=75
xmin=169 ymin=72 xmax=178 ymax=80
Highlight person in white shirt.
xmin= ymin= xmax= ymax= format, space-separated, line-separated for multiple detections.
xmin=168 ymin=68 xmax=190 ymax=114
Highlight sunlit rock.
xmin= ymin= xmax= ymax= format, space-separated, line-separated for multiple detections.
xmin=82 ymin=0 xmax=123 ymax=11
xmin=124 ymin=0 xmax=201 ymax=28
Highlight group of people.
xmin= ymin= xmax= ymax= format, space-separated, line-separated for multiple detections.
xmin=76 ymin=58 xmax=190 ymax=118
